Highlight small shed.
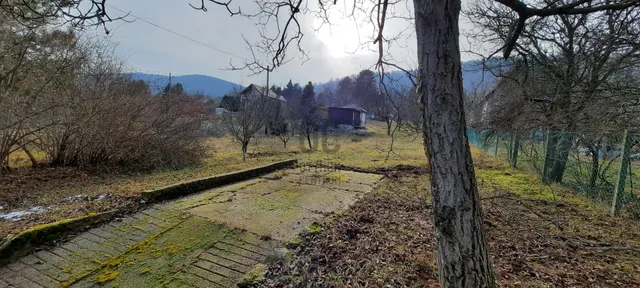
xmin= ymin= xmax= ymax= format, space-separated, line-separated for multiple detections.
xmin=328 ymin=105 xmax=367 ymax=129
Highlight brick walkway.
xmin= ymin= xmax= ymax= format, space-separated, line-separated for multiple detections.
xmin=0 ymin=207 xmax=278 ymax=288
xmin=0 ymin=168 xmax=382 ymax=287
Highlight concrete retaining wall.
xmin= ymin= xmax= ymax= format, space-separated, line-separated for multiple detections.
xmin=140 ymin=159 xmax=298 ymax=203
xmin=0 ymin=210 xmax=118 ymax=265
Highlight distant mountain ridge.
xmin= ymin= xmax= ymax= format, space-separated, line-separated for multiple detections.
xmin=315 ymin=61 xmax=497 ymax=94
xmin=128 ymin=73 xmax=243 ymax=98
xmin=129 ymin=61 xmax=496 ymax=99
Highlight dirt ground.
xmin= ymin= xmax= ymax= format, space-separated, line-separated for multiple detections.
xmin=263 ymin=155 xmax=640 ymax=287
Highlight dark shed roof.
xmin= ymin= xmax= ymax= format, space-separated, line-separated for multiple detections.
xmin=334 ymin=104 xmax=367 ymax=113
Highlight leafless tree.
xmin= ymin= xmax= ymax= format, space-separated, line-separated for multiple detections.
xmin=271 ymin=101 xmax=292 ymax=148
xmin=0 ymin=13 xmax=85 ymax=171
xmin=1 ymin=14 xmax=206 ymax=170
xmin=467 ymin=0 xmax=640 ymax=183
xmin=222 ymin=90 xmax=277 ymax=161
xmin=372 ymin=88 xmax=397 ymax=135
xmin=296 ymin=81 xmax=319 ymax=150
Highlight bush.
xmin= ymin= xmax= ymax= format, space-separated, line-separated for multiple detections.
xmin=0 ymin=24 xmax=207 ymax=171
xmin=37 ymin=78 xmax=206 ymax=170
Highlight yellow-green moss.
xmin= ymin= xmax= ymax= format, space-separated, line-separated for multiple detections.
xmin=326 ymin=171 xmax=350 ymax=182
xmin=97 ymin=271 xmax=119 ymax=283
xmin=476 ymin=169 xmax=590 ymax=206
xmin=307 ymin=224 xmax=323 ymax=233
xmin=140 ymin=268 xmax=151 ymax=274
xmin=237 ymin=264 xmax=267 ymax=288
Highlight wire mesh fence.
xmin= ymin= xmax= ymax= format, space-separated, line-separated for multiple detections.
xmin=468 ymin=129 xmax=640 ymax=216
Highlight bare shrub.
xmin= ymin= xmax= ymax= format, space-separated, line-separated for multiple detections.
xmin=1 ymin=18 xmax=206 ymax=171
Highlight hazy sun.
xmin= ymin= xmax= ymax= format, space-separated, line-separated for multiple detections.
xmin=314 ymin=18 xmax=369 ymax=57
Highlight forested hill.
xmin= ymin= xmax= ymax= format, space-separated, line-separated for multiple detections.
xmin=128 ymin=73 xmax=243 ymax=97
xmin=315 ymin=61 xmax=497 ymax=94
xmin=129 ymin=61 xmax=495 ymax=99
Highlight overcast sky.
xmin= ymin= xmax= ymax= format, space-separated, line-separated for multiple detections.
xmin=103 ymin=0 xmax=484 ymax=87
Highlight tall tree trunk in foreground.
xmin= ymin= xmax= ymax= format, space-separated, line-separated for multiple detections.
xmin=413 ymin=0 xmax=495 ymax=287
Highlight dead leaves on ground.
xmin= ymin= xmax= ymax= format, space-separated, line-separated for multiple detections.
xmin=265 ymin=174 xmax=640 ymax=287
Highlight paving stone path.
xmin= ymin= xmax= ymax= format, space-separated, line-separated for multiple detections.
xmin=0 ymin=168 xmax=382 ymax=287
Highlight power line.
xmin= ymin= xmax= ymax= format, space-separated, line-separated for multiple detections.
xmin=107 ymin=4 xmax=247 ymax=60
xmin=106 ymin=4 xmax=296 ymax=81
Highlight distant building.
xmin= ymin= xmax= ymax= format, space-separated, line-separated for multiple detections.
xmin=215 ymin=108 xmax=227 ymax=115
xmin=240 ymin=84 xmax=287 ymax=102
xmin=328 ymin=105 xmax=367 ymax=129
xmin=240 ymin=84 xmax=287 ymax=135
xmin=317 ymin=105 xmax=329 ymax=121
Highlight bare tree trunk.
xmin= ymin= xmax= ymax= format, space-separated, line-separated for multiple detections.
xmin=543 ymin=131 xmax=575 ymax=183
xmin=414 ymin=0 xmax=495 ymax=287
xmin=306 ymin=128 xmax=312 ymax=150
xmin=19 ymin=143 xmax=38 ymax=167
xmin=242 ymin=141 xmax=248 ymax=162
xmin=511 ymin=135 xmax=520 ymax=168
xmin=0 ymin=151 xmax=9 ymax=173
xmin=386 ymin=119 xmax=392 ymax=135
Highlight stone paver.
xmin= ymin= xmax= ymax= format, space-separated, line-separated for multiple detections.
xmin=1 ymin=168 xmax=382 ymax=287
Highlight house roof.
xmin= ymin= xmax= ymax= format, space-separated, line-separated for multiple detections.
xmin=241 ymin=84 xmax=287 ymax=102
xmin=340 ymin=104 xmax=367 ymax=113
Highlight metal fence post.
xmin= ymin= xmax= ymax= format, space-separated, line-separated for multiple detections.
xmin=611 ymin=130 xmax=632 ymax=216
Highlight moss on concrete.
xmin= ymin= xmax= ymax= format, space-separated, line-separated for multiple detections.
xmin=237 ymin=264 xmax=267 ymax=288
xmin=79 ymin=217 xmax=233 ymax=288
xmin=140 ymin=159 xmax=297 ymax=203
xmin=0 ymin=210 xmax=119 ymax=265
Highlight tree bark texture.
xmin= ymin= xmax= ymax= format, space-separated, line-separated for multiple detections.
xmin=242 ymin=141 xmax=248 ymax=162
xmin=511 ymin=135 xmax=520 ymax=168
xmin=548 ymin=133 xmax=574 ymax=182
xmin=413 ymin=0 xmax=495 ymax=287
xmin=543 ymin=132 xmax=574 ymax=183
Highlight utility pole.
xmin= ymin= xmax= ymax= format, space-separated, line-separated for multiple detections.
xmin=264 ymin=66 xmax=270 ymax=135
xmin=266 ymin=66 xmax=270 ymax=96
